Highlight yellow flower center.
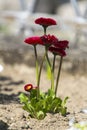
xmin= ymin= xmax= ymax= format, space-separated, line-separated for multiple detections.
xmin=27 ymin=85 xmax=32 ymax=90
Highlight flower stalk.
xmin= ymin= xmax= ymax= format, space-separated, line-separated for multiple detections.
xmin=34 ymin=45 xmax=38 ymax=81
xmin=37 ymin=52 xmax=46 ymax=87
xmin=55 ymin=56 xmax=63 ymax=95
xmin=52 ymin=55 xmax=56 ymax=73
xmin=45 ymin=47 xmax=54 ymax=90
xmin=33 ymin=45 xmax=39 ymax=98
xmin=51 ymin=55 xmax=56 ymax=91
xmin=43 ymin=26 xmax=47 ymax=35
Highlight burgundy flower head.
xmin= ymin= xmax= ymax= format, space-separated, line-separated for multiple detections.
xmin=35 ymin=17 xmax=57 ymax=27
xmin=54 ymin=40 xmax=69 ymax=49
xmin=24 ymin=84 xmax=33 ymax=92
xmin=24 ymin=36 xmax=43 ymax=45
xmin=49 ymin=39 xmax=69 ymax=56
xmin=49 ymin=46 xmax=66 ymax=57
xmin=24 ymin=84 xmax=38 ymax=92
xmin=41 ymin=34 xmax=58 ymax=47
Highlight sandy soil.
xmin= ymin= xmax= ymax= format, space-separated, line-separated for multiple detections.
xmin=0 ymin=48 xmax=87 ymax=130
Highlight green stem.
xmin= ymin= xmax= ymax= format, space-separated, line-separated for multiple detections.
xmin=43 ymin=26 xmax=47 ymax=35
xmin=51 ymin=71 xmax=54 ymax=91
xmin=45 ymin=47 xmax=55 ymax=91
xmin=33 ymin=45 xmax=39 ymax=98
xmin=52 ymin=55 xmax=56 ymax=73
xmin=45 ymin=47 xmax=51 ymax=67
xmin=37 ymin=52 xmax=46 ymax=87
xmin=34 ymin=45 xmax=39 ymax=82
xmin=55 ymin=56 xmax=63 ymax=96
xmin=51 ymin=55 xmax=56 ymax=91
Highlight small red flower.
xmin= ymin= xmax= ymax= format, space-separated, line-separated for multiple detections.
xmin=24 ymin=84 xmax=33 ymax=92
xmin=24 ymin=36 xmax=43 ymax=45
xmin=49 ymin=46 xmax=66 ymax=56
xmin=40 ymin=34 xmax=58 ymax=47
xmin=54 ymin=40 xmax=69 ymax=49
xmin=24 ymin=84 xmax=38 ymax=92
xmin=35 ymin=17 xmax=57 ymax=27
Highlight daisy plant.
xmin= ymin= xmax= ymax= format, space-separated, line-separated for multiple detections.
xmin=19 ymin=17 xmax=69 ymax=120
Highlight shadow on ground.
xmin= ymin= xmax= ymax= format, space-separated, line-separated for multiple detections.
xmin=0 ymin=75 xmax=24 ymax=104
xmin=0 ymin=120 xmax=9 ymax=130
xmin=0 ymin=92 xmax=21 ymax=104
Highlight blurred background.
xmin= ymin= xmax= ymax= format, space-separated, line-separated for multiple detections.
xmin=0 ymin=0 xmax=87 ymax=75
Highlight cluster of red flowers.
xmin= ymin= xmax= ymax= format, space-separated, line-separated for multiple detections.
xmin=24 ymin=17 xmax=69 ymax=92
xmin=24 ymin=17 xmax=69 ymax=57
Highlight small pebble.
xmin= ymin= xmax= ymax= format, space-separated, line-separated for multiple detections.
xmin=81 ymin=108 xmax=87 ymax=114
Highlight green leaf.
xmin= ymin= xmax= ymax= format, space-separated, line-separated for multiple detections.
xmin=30 ymin=97 xmax=37 ymax=107
xmin=19 ymin=93 xmax=29 ymax=103
xmin=40 ymin=92 xmax=45 ymax=99
xmin=50 ymin=97 xmax=62 ymax=113
xmin=46 ymin=96 xmax=53 ymax=103
xmin=30 ymin=89 xmax=37 ymax=99
xmin=62 ymin=96 xmax=69 ymax=108
xmin=60 ymin=107 xmax=67 ymax=116
xmin=58 ymin=96 xmax=68 ymax=116
xmin=35 ymin=99 xmax=46 ymax=111
xmin=23 ymin=103 xmax=36 ymax=118
xmin=26 ymin=103 xmax=35 ymax=113
xmin=36 ymin=111 xmax=46 ymax=120
xmin=47 ymin=89 xmax=55 ymax=98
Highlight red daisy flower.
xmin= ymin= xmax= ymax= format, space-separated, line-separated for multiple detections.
xmin=24 ymin=36 xmax=43 ymax=45
xmin=35 ymin=17 xmax=57 ymax=27
xmin=54 ymin=40 xmax=69 ymax=49
xmin=49 ymin=46 xmax=66 ymax=57
xmin=24 ymin=84 xmax=33 ymax=92
xmin=49 ymin=39 xmax=69 ymax=56
xmin=24 ymin=84 xmax=38 ymax=92
xmin=40 ymin=34 xmax=58 ymax=47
